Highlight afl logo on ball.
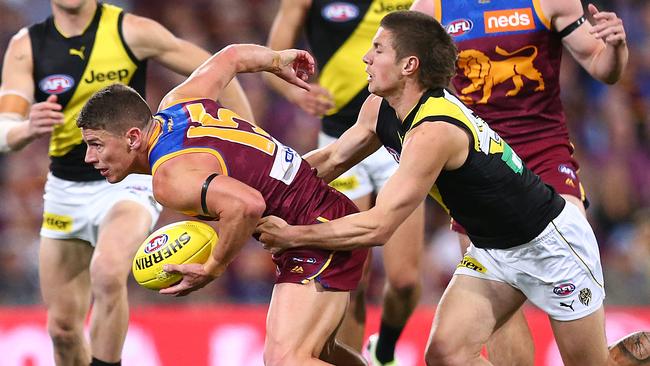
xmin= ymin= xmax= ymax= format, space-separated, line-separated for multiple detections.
xmin=322 ymin=2 xmax=359 ymax=22
xmin=144 ymin=234 xmax=168 ymax=254
xmin=39 ymin=74 xmax=74 ymax=95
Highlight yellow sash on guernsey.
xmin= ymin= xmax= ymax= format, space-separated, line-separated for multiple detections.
xmin=319 ymin=0 xmax=412 ymax=116
xmin=49 ymin=4 xmax=138 ymax=157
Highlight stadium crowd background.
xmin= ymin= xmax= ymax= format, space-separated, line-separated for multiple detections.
xmin=0 ymin=0 xmax=647 ymax=308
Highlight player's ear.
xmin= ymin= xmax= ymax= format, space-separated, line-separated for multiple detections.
xmin=126 ymin=127 xmax=142 ymax=150
xmin=403 ymin=56 xmax=419 ymax=76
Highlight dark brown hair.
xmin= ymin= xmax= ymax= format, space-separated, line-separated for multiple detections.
xmin=380 ymin=11 xmax=457 ymax=89
xmin=77 ymin=83 xmax=152 ymax=134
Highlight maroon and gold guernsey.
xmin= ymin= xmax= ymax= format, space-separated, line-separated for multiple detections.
xmin=149 ymin=98 xmax=353 ymax=225
xmin=149 ymin=99 xmax=367 ymax=291
xmin=437 ymin=0 xmax=569 ymax=157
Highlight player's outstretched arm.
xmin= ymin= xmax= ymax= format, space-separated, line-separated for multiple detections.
xmin=304 ymin=94 xmax=383 ymax=183
xmin=257 ymin=121 xmax=465 ymax=251
xmin=263 ymin=0 xmax=334 ymax=116
xmin=153 ymin=153 xmax=266 ymax=296
xmin=121 ymin=14 xmax=255 ymax=122
xmin=0 ymin=29 xmax=64 ymax=152
xmin=159 ymin=44 xmax=314 ymax=111
xmin=550 ymin=0 xmax=628 ymax=84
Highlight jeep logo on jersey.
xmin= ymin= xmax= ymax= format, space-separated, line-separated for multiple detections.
xmin=553 ymin=283 xmax=576 ymax=297
xmin=446 ymin=19 xmax=473 ymax=36
xmin=84 ymin=69 xmax=130 ymax=84
xmin=484 ymin=8 xmax=535 ymax=34
xmin=39 ymin=74 xmax=74 ymax=94
xmin=144 ymin=234 xmax=169 ymax=254
xmin=322 ymin=2 xmax=359 ymax=22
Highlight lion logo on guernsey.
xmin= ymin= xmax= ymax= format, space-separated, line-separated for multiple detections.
xmin=39 ymin=74 xmax=74 ymax=95
xmin=322 ymin=2 xmax=359 ymax=22
xmin=144 ymin=234 xmax=169 ymax=254
xmin=457 ymin=45 xmax=545 ymax=104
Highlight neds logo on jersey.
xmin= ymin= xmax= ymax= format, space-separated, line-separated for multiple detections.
xmin=39 ymin=74 xmax=74 ymax=94
xmin=144 ymin=234 xmax=169 ymax=254
xmin=446 ymin=19 xmax=473 ymax=36
xmin=484 ymin=8 xmax=535 ymax=34
xmin=322 ymin=2 xmax=359 ymax=22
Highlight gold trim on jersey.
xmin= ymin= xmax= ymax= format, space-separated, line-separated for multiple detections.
xmin=300 ymin=252 xmax=335 ymax=284
xmin=49 ymin=4 xmax=138 ymax=157
xmin=532 ymin=0 xmax=551 ymax=30
xmin=414 ymin=95 xmax=480 ymax=152
xmin=151 ymin=148 xmax=229 ymax=177
xmin=147 ymin=117 xmax=163 ymax=156
xmin=551 ymin=221 xmax=603 ymax=288
xmin=319 ymin=0 xmax=406 ymax=116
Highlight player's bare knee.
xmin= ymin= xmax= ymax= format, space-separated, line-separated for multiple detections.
xmin=89 ymin=258 xmax=128 ymax=296
xmin=425 ymin=334 xmax=475 ymax=366
xmin=47 ymin=317 xmax=82 ymax=349
xmin=386 ymin=272 xmax=420 ymax=295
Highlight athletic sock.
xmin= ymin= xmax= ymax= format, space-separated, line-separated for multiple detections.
xmin=90 ymin=357 xmax=121 ymax=366
xmin=375 ymin=321 xmax=404 ymax=364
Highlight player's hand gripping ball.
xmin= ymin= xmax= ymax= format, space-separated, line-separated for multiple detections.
xmin=132 ymin=221 xmax=218 ymax=290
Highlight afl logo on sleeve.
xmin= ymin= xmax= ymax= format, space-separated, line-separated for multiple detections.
xmin=446 ymin=19 xmax=473 ymax=37
xmin=322 ymin=2 xmax=359 ymax=22
xmin=39 ymin=74 xmax=75 ymax=95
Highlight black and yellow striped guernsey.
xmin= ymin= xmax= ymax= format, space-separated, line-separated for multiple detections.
xmin=29 ymin=3 xmax=146 ymax=181
xmin=306 ymin=0 xmax=412 ymax=137
xmin=376 ymin=88 xmax=565 ymax=249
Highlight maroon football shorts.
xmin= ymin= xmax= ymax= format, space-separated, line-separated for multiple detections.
xmin=451 ymin=143 xmax=587 ymax=234
xmin=272 ymin=199 xmax=369 ymax=291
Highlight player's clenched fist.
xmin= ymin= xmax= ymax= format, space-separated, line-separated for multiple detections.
xmin=28 ymin=94 xmax=64 ymax=137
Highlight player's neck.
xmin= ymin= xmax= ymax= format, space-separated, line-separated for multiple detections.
xmin=51 ymin=1 xmax=97 ymax=37
xmin=137 ymin=120 xmax=159 ymax=175
xmin=385 ymin=82 xmax=426 ymax=121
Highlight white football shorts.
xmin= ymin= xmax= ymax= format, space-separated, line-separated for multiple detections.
xmin=41 ymin=173 xmax=162 ymax=247
xmin=455 ymin=202 xmax=605 ymax=321
xmin=318 ymin=132 xmax=398 ymax=201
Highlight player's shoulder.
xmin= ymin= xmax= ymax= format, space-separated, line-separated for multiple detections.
xmin=4 ymin=28 xmax=32 ymax=60
xmin=121 ymin=12 xmax=163 ymax=40
xmin=8 ymin=27 xmax=30 ymax=47
xmin=539 ymin=0 xmax=584 ymax=23
xmin=120 ymin=12 xmax=174 ymax=60
xmin=359 ymin=94 xmax=382 ymax=126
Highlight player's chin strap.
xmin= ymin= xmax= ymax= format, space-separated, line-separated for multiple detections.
xmin=558 ymin=15 xmax=586 ymax=38
xmin=201 ymin=173 xmax=220 ymax=217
